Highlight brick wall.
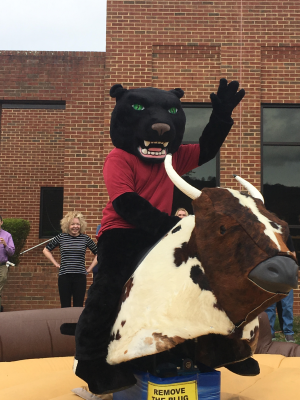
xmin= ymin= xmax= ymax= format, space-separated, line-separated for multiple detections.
xmin=1 ymin=108 xmax=65 ymax=309
xmin=0 ymin=51 xmax=106 ymax=310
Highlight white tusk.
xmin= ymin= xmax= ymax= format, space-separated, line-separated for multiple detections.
xmin=165 ymin=154 xmax=202 ymax=200
xmin=234 ymin=175 xmax=264 ymax=203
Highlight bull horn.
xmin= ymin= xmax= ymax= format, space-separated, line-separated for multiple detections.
xmin=233 ymin=175 xmax=264 ymax=203
xmin=164 ymin=154 xmax=202 ymax=200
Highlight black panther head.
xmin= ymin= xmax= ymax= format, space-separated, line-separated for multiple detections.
xmin=110 ymin=85 xmax=186 ymax=164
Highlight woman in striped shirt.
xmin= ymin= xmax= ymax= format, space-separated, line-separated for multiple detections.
xmin=43 ymin=211 xmax=98 ymax=308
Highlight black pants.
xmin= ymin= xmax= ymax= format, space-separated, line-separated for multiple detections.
xmin=75 ymin=228 xmax=163 ymax=360
xmin=58 ymin=273 xmax=87 ymax=308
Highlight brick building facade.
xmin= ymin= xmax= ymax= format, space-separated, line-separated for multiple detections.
xmin=0 ymin=52 xmax=107 ymax=310
xmin=0 ymin=0 xmax=300 ymax=313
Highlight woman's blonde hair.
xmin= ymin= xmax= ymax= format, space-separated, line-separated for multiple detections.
xmin=175 ymin=208 xmax=189 ymax=217
xmin=60 ymin=211 xmax=87 ymax=234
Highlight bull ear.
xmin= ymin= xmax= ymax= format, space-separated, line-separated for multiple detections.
xmin=110 ymin=84 xmax=128 ymax=100
xmin=233 ymin=175 xmax=264 ymax=203
xmin=170 ymin=88 xmax=184 ymax=99
xmin=165 ymin=154 xmax=201 ymax=200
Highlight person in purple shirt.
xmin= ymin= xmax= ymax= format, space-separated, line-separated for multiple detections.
xmin=0 ymin=215 xmax=15 ymax=312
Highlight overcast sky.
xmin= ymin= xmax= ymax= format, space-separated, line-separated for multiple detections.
xmin=0 ymin=0 xmax=107 ymax=52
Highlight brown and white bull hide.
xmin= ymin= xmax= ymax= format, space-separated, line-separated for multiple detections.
xmin=107 ymin=187 xmax=294 ymax=366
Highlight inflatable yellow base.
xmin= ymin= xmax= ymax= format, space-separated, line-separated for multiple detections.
xmin=220 ymin=354 xmax=300 ymax=400
xmin=1 ymin=355 xmax=300 ymax=400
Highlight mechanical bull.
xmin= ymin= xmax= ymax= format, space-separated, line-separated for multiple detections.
xmin=106 ymin=154 xmax=298 ymax=376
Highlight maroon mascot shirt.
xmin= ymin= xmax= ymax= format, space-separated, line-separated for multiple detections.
xmin=98 ymin=144 xmax=200 ymax=237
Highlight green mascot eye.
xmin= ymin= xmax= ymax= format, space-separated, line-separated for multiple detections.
xmin=132 ymin=104 xmax=145 ymax=111
xmin=168 ymin=107 xmax=178 ymax=114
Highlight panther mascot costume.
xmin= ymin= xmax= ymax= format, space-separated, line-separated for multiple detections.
xmin=73 ymin=78 xmax=245 ymax=394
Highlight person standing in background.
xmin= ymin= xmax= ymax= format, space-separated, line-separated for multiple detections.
xmin=265 ymin=234 xmax=297 ymax=343
xmin=175 ymin=208 xmax=189 ymax=218
xmin=43 ymin=211 xmax=98 ymax=308
xmin=0 ymin=215 xmax=15 ymax=312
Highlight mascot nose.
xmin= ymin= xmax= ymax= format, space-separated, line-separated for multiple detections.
xmin=248 ymin=256 xmax=299 ymax=293
xmin=152 ymin=123 xmax=170 ymax=136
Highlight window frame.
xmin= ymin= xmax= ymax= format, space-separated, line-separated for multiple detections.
xmin=182 ymin=102 xmax=220 ymax=186
xmin=261 ymin=103 xmax=300 ymax=229
xmin=39 ymin=187 xmax=64 ymax=238
xmin=1 ymin=100 xmax=66 ymax=109
xmin=170 ymin=103 xmax=220 ymax=215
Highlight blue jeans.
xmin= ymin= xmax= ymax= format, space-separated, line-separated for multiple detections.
xmin=265 ymin=290 xmax=294 ymax=335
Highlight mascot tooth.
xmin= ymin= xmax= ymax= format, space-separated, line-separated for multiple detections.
xmin=74 ymin=79 xmax=245 ymax=395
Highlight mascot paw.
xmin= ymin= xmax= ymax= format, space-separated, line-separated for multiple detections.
xmin=224 ymin=357 xmax=260 ymax=376
xmin=73 ymin=357 xmax=137 ymax=395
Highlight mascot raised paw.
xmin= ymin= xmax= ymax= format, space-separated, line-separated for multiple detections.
xmin=73 ymin=79 xmax=246 ymax=395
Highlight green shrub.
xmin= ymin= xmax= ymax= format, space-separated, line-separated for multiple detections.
xmin=2 ymin=218 xmax=30 ymax=265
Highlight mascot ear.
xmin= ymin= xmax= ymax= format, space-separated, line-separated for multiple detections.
xmin=169 ymin=88 xmax=184 ymax=99
xmin=110 ymin=84 xmax=128 ymax=101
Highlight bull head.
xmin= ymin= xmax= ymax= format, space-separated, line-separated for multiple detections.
xmin=164 ymin=154 xmax=298 ymax=327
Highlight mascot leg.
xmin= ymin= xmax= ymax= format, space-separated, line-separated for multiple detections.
xmin=74 ymin=228 xmax=161 ymax=394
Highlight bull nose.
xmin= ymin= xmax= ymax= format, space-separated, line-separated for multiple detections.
xmin=248 ymin=256 xmax=299 ymax=293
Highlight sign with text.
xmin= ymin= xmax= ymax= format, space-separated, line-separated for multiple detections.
xmin=147 ymin=379 xmax=198 ymax=400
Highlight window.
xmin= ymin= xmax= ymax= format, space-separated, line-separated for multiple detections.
xmin=1 ymin=100 xmax=66 ymax=109
xmin=171 ymin=104 xmax=218 ymax=215
xmin=262 ymin=105 xmax=300 ymax=258
xmin=39 ymin=187 xmax=64 ymax=238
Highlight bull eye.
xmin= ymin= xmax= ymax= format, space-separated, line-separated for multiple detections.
xmin=220 ymin=225 xmax=226 ymax=235
xmin=168 ymin=107 xmax=178 ymax=114
xmin=132 ymin=104 xmax=145 ymax=111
